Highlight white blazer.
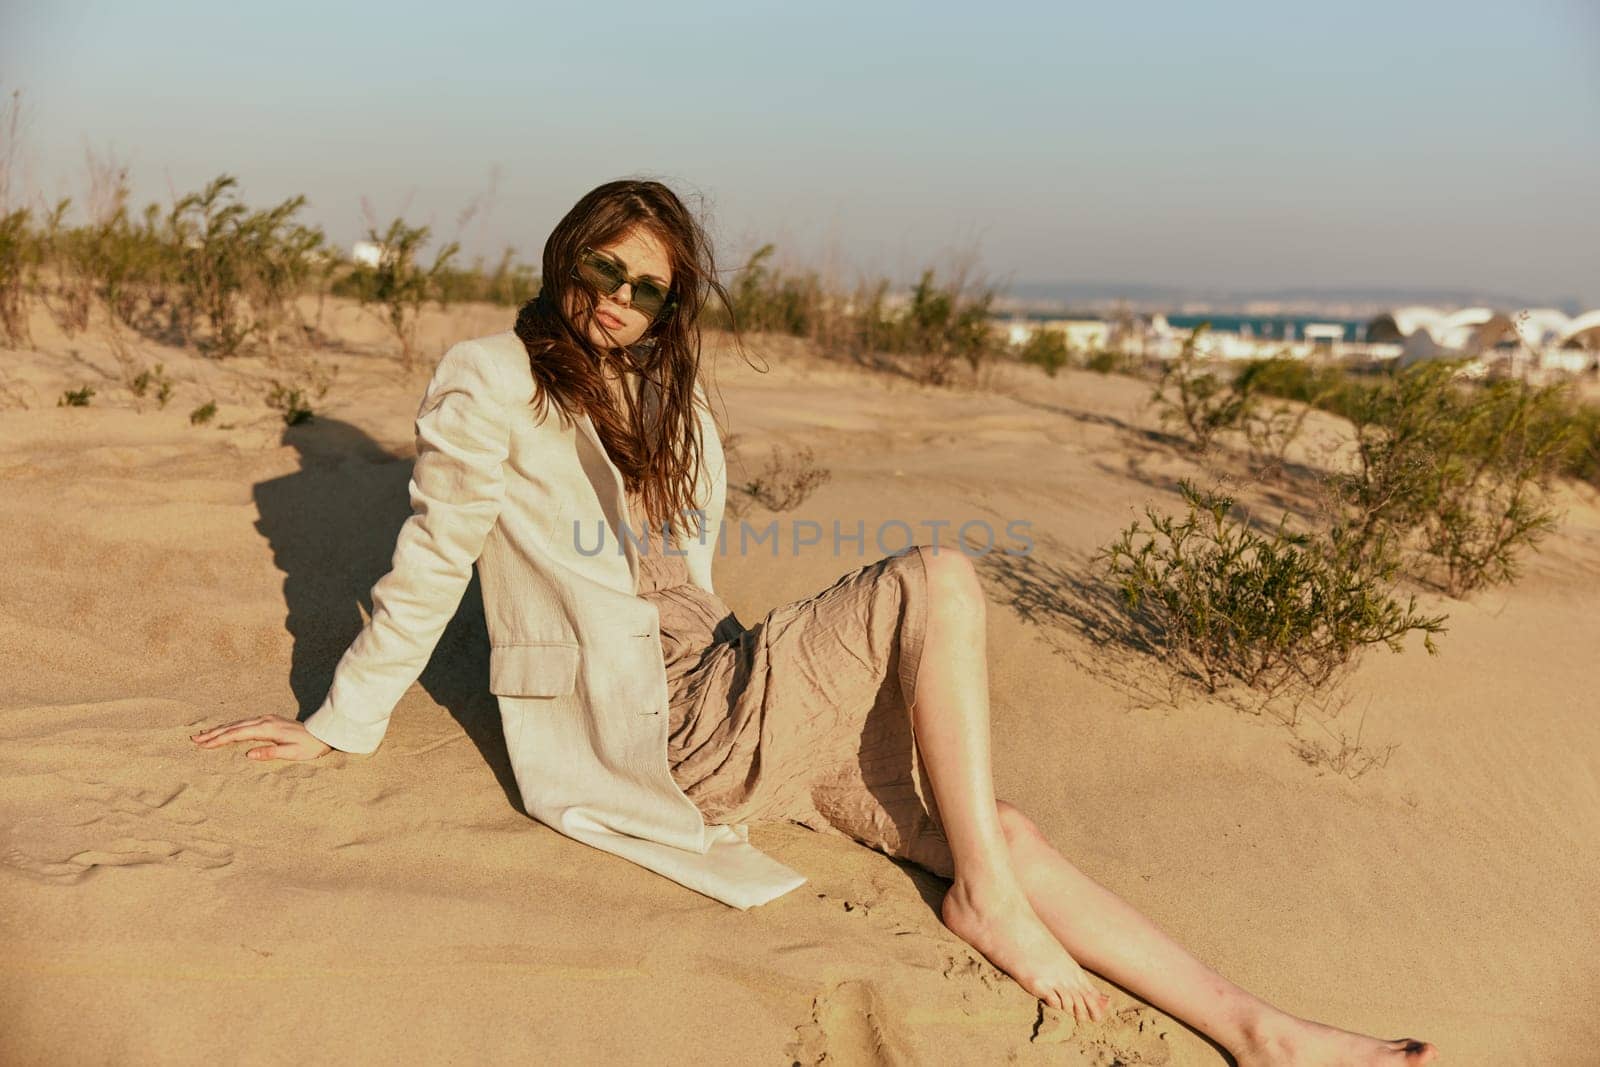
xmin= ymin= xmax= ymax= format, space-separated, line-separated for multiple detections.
xmin=303 ymin=330 xmax=808 ymax=909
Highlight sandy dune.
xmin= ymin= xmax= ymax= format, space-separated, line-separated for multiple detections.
xmin=3 ymin=302 xmax=1597 ymax=1065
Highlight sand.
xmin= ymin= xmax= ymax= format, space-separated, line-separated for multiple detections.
xmin=2 ymin=300 xmax=1597 ymax=1065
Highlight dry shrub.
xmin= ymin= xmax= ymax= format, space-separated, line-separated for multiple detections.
xmin=731 ymin=438 xmax=833 ymax=514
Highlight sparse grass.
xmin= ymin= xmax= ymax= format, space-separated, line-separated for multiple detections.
xmin=128 ymin=361 xmax=174 ymax=408
xmin=189 ymin=400 xmax=217 ymax=426
xmin=711 ymin=243 xmax=1004 ymax=386
xmin=264 ymin=355 xmax=337 ymax=426
xmin=57 ymin=385 xmax=94 ymax=407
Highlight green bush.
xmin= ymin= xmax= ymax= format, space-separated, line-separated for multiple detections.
xmin=264 ymin=355 xmax=337 ymax=425
xmin=895 ymin=268 xmax=997 ymax=382
xmin=336 ymin=217 xmax=458 ymax=367
xmin=1085 ymin=350 xmax=1130 ymax=375
xmin=1097 ymin=479 xmax=1447 ymax=697
xmin=1230 ymin=356 xmax=1339 ymax=471
xmin=1323 ymin=359 xmax=1573 ymax=596
xmin=1233 ymin=353 xmax=1363 ymax=419
xmin=1554 ymin=398 xmax=1600 ymax=490
xmin=1018 ymin=328 xmax=1070 ymax=377
xmin=726 ymin=243 xmax=825 ymax=336
xmin=129 ymin=362 xmax=174 ymax=408
xmin=1414 ymin=375 xmax=1575 ymax=594
xmin=0 ymin=206 xmax=39 ymax=346
xmin=23 ymin=172 xmax=323 ymax=355
xmin=167 ymin=175 xmax=326 ymax=356
xmin=1150 ymin=324 xmax=1254 ymax=451
xmin=434 ymin=247 xmax=540 ymax=307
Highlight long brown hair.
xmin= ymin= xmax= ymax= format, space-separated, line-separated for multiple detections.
xmin=513 ymin=179 xmax=744 ymax=540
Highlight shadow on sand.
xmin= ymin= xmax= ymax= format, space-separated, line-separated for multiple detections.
xmin=250 ymin=417 xmax=521 ymax=810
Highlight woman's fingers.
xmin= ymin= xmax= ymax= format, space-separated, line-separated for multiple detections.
xmin=190 ymin=717 xmax=263 ymax=743
xmin=191 ymin=720 xmax=277 ymax=747
xmin=190 ymin=716 xmax=330 ymax=762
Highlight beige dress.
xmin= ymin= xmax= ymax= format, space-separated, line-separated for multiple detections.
xmin=621 ymin=488 xmax=955 ymax=880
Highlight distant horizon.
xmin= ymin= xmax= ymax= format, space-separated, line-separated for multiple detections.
xmin=4 ymin=2 xmax=1595 ymax=306
xmin=0 ymin=161 xmax=1584 ymax=311
xmin=995 ymin=279 xmax=1587 ymax=315
xmin=1 ymin=150 xmax=1583 ymax=313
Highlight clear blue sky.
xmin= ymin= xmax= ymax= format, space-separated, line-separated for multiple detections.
xmin=4 ymin=0 xmax=1597 ymax=304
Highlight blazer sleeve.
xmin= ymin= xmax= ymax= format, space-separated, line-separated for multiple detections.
xmin=302 ymin=340 xmax=513 ymax=754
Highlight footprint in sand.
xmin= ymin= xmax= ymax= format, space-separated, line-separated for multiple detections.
xmin=3 ymin=775 xmax=233 ymax=885
xmin=786 ymin=980 xmax=914 ymax=1067
xmin=938 ymin=949 xmax=1012 ymax=1020
xmin=5 ymin=838 xmax=235 ymax=884
xmin=1029 ymin=1001 xmax=1176 ymax=1064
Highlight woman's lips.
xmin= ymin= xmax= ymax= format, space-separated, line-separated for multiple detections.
xmin=596 ymin=309 xmax=625 ymax=330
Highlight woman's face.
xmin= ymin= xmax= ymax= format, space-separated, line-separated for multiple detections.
xmin=564 ymin=226 xmax=673 ymax=352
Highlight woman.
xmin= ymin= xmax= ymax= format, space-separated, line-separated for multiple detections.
xmin=192 ymin=179 xmax=1438 ymax=1065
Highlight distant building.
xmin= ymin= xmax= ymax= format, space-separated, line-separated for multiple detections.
xmin=990 ymin=303 xmax=1598 ymax=376
xmin=1303 ymin=323 xmax=1345 ymax=351
xmin=351 ymin=240 xmax=384 ymax=268
xmin=1366 ymin=305 xmax=1600 ymax=377
xmin=1560 ymin=310 xmax=1600 ymax=354
xmin=1003 ymin=317 xmax=1110 ymax=352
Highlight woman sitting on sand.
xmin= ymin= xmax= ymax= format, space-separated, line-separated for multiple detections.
xmin=192 ymin=179 xmax=1437 ymax=1065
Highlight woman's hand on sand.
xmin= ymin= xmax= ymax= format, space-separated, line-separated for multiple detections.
xmin=189 ymin=715 xmax=334 ymax=761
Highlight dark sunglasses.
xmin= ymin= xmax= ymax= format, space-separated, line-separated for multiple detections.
xmin=573 ymin=247 xmax=674 ymax=323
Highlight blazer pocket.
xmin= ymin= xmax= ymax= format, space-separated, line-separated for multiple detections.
xmin=489 ymin=641 xmax=581 ymax=697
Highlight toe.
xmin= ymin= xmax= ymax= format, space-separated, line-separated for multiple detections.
xmin=1409 ymin=1039 xmax=1438 ymax=1063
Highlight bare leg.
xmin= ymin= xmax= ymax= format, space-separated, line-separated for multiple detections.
xmin=992 ymin=800 xmax=1439 ymax=1065
xmin=904 ymin=545 xmax=1438 ymax=1062
xmin=907 ymin=544 xmax=1112 ymax=1021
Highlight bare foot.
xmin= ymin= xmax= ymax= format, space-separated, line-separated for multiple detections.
xmin=941 ymin=876 xmax=1112 ymax=1024
xmin=1236 ymin=1012 xmax=1439 ymax=1066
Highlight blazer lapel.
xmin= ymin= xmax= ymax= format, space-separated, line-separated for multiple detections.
xmin=573 ymin=410 xmax=640 ymax=595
